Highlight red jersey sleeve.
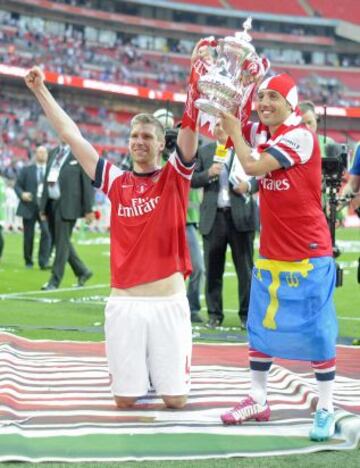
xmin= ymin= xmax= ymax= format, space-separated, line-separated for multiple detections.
xmin=167 ymin=148 xmax=196 ymax=181
xmin=265 ymin=128 xmax=315 ymax=169
xmin=92 ymin=158 xmax=123 ymax=195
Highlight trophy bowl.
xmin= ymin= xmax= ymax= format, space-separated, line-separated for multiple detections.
xmin=195 ymin=18 xmax=262 ymax=117
xmin=196 ymin=74 xmax=243 ymax=115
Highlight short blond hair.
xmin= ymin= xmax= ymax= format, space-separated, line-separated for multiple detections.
xmin=130 ymin=113 xmax=165 ymax=141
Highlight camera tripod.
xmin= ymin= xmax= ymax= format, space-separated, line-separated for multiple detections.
xmin=324 ymin=181 xmax=343 ymax=287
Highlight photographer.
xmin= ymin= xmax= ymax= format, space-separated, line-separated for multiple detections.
xmin=321 ymin=141 xmax=349 ymax=253
xmin=300 ymin=101 xmax=347 ymax=230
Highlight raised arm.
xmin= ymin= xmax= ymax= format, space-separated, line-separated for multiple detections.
xmin=177 ymin=127 xmax=198 ymax=164
xmin=177 ymin=37 xmax=217 ymax=163
xmin=24 ymin=67 xmax=99 ymax=180
xmin=219 ymin=112 xmax=281 ymax=176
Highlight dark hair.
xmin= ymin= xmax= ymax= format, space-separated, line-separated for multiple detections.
xmin=299 ymin=100 xmax=316 ymax=114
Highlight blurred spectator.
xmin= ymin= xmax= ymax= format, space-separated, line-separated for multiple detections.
xmin=191 ymin=122 xmax=258 ymax=329
xmin=0 ymin=174 xmax=6 ymax=261
xmin=299 ymin=101 xmax=334 ymax=157
xmin=40 ymin=144 xmax=94 ymax=290
xmin=14 ymin=145 xmax=52 ymax=269
xmin=349 ymin=144 xmax=360 ymax=195
xmin=298 ymin=100 xmax=347 ymax=224
xmin=343 ymin=143 xmax=360 ymax=209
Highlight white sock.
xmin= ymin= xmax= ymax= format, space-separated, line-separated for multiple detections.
xmin=316 ymin=379 xmax=335 ymax=413
xmin=249 ymin=370 xmax=268 ymax=406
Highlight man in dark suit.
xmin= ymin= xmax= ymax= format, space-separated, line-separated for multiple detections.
xmin=15 ymin=145 xmax=51 ymax=269
xmin=0 ymin=174 xmax=6 ymax=263
xmin=40 ymin=143 xmax=94 ymax=290
xmin=191 ymin=122 xmax=258 ymax=329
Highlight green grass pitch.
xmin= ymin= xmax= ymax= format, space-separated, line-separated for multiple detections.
xmin=0 ymin=227 xmax=359 ymax=467
xmin=0 ymin=227 xmax=359 ymax=342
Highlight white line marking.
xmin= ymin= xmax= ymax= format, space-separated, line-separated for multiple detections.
xmin=0 ymin=284 xmax=108 ymax=299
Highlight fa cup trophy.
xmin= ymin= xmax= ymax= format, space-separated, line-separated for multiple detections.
xmin=195 ymin=18 xmax=267 ymax=117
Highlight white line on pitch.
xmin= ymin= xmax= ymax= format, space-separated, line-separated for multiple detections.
xmin=0 ymin=284 xmax=109 ymax=299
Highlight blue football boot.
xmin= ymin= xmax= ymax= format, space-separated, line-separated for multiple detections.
xmin=309 ymin=409 xmax=335 ymax=441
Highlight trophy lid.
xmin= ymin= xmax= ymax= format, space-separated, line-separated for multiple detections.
xmin=222 ymin=17 xmax=255 ymax=54
xmin=235 ymin=17 xmax=253 ymax=43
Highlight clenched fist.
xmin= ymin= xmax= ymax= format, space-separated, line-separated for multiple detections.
xmin=24 ymin=66 xmax=45 ymax=91
xmin=208 ymin=162 xmax=222 ymax=178
xmin=190 ymin=36 xmax=217 ymax=68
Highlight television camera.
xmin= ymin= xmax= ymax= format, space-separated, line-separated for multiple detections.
xmin=321 ymin=142 xmax=350 ymax=287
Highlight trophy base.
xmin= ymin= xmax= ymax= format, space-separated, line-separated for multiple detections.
xmin=195 ymin=99 xmax=235 ymax=117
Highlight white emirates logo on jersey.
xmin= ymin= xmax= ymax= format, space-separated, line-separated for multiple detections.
xmin=117 ymin=196 xmax=160 ymax=217
xmin=261 ymin=177 xmax=290 ymax=191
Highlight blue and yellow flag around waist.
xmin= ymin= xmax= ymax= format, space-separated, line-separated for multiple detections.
xmin=248 ymin=256 xmax=337 ymax=361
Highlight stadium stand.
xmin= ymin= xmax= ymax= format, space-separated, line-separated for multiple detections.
xmin=308 ymin=0 xmax=360 ymax=24
xmin=62 ymin=0 xmax=359 ymax=25
xmin=0 ymin=13 xmax=187 ymax=91
xmin=0 ymin=0 xmax=359 ymax=179
xmin=227 ymin=0 xmax=307 ymax=16
xmin=49 ymin=0 xmax=360 ymax=27
xmin=149 ymin=0 xmax=360 ymax=24
xmin=169 ymin=0 xmax=223 ymax=6
xmin=0 ymin=10 xmax=358 ymax=104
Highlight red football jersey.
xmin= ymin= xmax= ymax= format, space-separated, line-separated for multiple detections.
xmin=244 ymin=119 xmax=332 ymax=261
xmin=93 ymin=151 xmax=194 ymax=288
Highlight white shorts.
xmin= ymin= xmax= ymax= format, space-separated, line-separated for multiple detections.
xmin=104 ymin=293 xmax=192 ymax=397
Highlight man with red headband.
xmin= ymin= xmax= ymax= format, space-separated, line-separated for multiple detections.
xmin=218 ymin=74 xmax=337 ymax=442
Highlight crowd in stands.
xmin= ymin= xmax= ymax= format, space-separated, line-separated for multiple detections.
xmin=0 ymin=12 xmax=187 ymax=92
xmin=0 ymin=90 xmax=131 ymax=182
xmin=297 ymin=76 xmax=344 ymax=107
xmin=1 ymin=4 xmax=360 ymax=181
xmin=0 ymin=10 xmax=359 ymax=106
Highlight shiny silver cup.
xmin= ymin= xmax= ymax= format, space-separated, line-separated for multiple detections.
xmin=195 ymin=18 xmax=262 ymax=117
